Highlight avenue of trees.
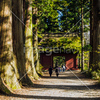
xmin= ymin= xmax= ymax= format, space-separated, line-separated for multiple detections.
xmin=0 ymin=0 xmax=100 ymax=94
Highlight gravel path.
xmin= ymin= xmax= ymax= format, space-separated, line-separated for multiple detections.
xmin=0 ymin=70 xmax=100 ymax=100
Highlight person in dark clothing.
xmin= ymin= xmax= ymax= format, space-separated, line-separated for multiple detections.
xmin=49 ymin=66 xmax=53 ymax=77
xmin=55 ymin=67 xmax=59 ymax=77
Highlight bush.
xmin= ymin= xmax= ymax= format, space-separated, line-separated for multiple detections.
xmin=92 ymin=70 xmax=100 ymax=80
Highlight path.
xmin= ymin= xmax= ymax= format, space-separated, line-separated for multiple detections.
xmin=0 ymin=70 xmax=100 ymax=100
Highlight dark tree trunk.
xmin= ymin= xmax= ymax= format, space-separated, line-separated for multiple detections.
xmin=81 ymin=0 xmax=84 ymax=72
xmin=92 ymin=0 xmax=100 ymax=70
xmin=89 ymin=0 xmax=93 ymax=70
xmin=12 ymin=0 xmax=32 ymax=85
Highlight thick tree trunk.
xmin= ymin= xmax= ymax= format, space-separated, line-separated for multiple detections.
xmin=32 ymin=7 xmax=41 ymax=75
xmin=24 ymin=0 xmax=38 ymax=80
xmin=92 ymin=0 xmax=100 ymax=70
xmin=35 ymin=37 xmax=41 ymax=75
xmin=12 ymin=0 xmax=32 ymax=85
xmin=0 ymin=0 xmax=20 ymax=94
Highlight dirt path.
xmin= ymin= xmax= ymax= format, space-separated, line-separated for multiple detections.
xmin=0 ymin=70 xmax=100 ymax=100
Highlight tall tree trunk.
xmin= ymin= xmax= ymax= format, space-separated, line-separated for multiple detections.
xmin=92 ymin=0 xmax=100 ymax=70
xmin=35 ymin=38 xmax=41 ymax=75
xmin=12 ymin=0 xmax=32 ymax=85
xmin=0 ymin=0 xmax=20 ymax=94
xmin=32 ymin=6 xmax=41 ymax=75
xmin=24 ymin=0 xmax=38 ymax=80
xmin=78 ymin=53 xmax=81 ymax=68
xmin=89 ymin=0 xmax=93 ymax=70
xmin=81 ymin=0 xmax=84 ymax=72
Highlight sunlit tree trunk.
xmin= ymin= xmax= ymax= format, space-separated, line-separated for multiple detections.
xmin=92 ymin=0 xmax=100 ymax=70
xmin=32 ymin=6 xmax=41 ymax=75
xmin=24 ymin=0 xmax=38 ymax=79
xmin=12 ymin=0 xmax=32 ymax=85
xmin=0 ymin=0 xmax=20 ymax=94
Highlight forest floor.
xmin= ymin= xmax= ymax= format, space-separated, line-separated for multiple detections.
xmin=0 ymin=70 xmax=100 ymax=100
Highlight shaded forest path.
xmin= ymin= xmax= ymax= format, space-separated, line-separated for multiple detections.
xmin=0 ymin=70 xmax=100 ymax=100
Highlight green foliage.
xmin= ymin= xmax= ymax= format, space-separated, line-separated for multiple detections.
xmin=34 ymin=0 xmax=91 ymax=54
xmin=84 ymin=68 xmax=92 ymax=78
xmin=53 ymin=56 xmax=65 ymax=67
xmin=32 ymin=0 xmax=68 ymax=34
xmin=92 ymin=70 xmax=100 ymax=80
xmin=59 ymin=0 xmax=90 ymax=34
xmin=39 ymin=36 xmax=81 ymax=52
xmin=83 ymin=45 xmax=92 ymax=51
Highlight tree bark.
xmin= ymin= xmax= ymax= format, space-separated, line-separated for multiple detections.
xmin=92 ymin=0 xmax=100 ymax=70
xmin=89 ymin=0 xmax=93 ymax=70
xmin=81 ymin=0 xmax=84 ymax=72
xmin=32 ymin=6 xmax=41 ymax=75
xmin=0 ymin=0 xmax=20 ymax=94
xmin=12 ymin=0 xmax=32 ymax=85
xmin=24 ymin=0 xmax=39 ymax=80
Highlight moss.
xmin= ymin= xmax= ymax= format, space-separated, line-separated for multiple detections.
xmin=0 ymin=78 xmax=12 ymax=94
xmin=6 ymin=81 xmax=21 ymax=90
xmin=34 ymin=74 xmax=39 ymax=80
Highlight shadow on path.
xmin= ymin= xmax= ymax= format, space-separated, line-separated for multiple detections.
xmin=32 ymin=84 xmax=100 ymax=90
xmin=41 ymin=75 xmax=87 ymax=79
xmin=41 ymin=70 xmax=90 ymax=79
xmin=5 ymin=94 xmax=100 ymax=100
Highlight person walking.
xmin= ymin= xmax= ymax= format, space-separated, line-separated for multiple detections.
xmin=63 ymin=65 xmax=66 ymax=72
xmin=55 ymin=66 xmax=59 ymax=77
xmin=49 ymin=66 xmax=53 ymax=77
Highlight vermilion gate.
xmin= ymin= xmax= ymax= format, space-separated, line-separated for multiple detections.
xmin=40 ymin=52 xmax=78 ymax=70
